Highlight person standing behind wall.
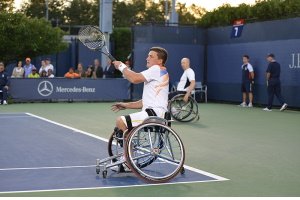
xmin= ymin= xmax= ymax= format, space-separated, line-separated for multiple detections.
xmin=239 ymin=55 xmax=254 ymax=107
xmin=23 ymin=58 xmax=35 ymax=78
xmin=263 ymin=53 xmax=288 ymax=112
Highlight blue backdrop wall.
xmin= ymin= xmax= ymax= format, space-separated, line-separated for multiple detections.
xmin=206 ymin=18 xmax=300 ymax=107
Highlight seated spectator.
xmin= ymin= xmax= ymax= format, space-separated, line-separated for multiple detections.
xmin=11 ymin=61 xmax=24 ymax=78
xmin=103 ymin=59 xmax=115 ymax=78
xmin=92 ymin=59 xmax=103 ymax=79
xmin=48 ymin=69 xmax=55 ymax=78
xmin=28 ymin=67 xmax=40 ymax=78
xmin=45 ymin=58 xmax=54 ymax=74
xmin=76 ymin=63 xmax=86 ymax=78
xmin=85 ymin=66 xmax=93 ymax=78
xmin=39 ymin=60 xmax=48 ymax=76
xmin=64 ymin=67 xmax=80 ymax=79
xmin=40 ymin=70 xmax=48 ymax=78
xmin=0 ymin=62 xmax=9 ymax=105
xmin=23 ymin=57 xmax=35 ymax=78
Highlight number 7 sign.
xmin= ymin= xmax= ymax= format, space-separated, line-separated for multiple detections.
xmin=231 ymin=19 xmax=244 ymax=38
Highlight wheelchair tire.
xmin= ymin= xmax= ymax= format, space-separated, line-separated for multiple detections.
xmin=124 ymin=122 xmax=185 ymax=183
xmin=169 ymin=94 xmax=199 ymax=122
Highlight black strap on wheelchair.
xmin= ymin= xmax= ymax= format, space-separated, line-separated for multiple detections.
xmin=164 ymin=112 xmax=172 ymax=127
xmin=145 ymin=108 xmax=157 ymax=116
xmin=124 ymin=115 xmax=133 ymax=131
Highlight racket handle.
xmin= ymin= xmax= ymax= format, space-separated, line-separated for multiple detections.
xmin=108 ymin=54 xmax=116 ymax=62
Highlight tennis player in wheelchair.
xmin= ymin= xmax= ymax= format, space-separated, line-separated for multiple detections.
xmin=168 ymin=58 xmax=199 ymax=122
xmin=111 ymin=47 xmax=170 ymax=172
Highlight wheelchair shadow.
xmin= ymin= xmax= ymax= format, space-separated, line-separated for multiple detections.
xmin=171 ymin=121 xmax=208 ymax=129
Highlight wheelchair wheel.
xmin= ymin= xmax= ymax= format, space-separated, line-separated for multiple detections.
xmin=124 ymin=122 xmax=185 ymax=183
xmin=107 ymin=130 xmax=127 ymax=162
xmin=169 ymin=94 xmax=199 ymax=122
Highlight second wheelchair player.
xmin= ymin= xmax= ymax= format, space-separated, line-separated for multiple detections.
xmin=168 ymin=58 xmax=199 ymax=122
xmin=111 ymin=47 xmax=170 ymax=172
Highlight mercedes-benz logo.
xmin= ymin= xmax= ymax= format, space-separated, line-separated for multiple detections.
xmin=38 ymin=81 xmax=54 ymax=97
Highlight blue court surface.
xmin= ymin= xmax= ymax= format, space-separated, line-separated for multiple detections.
xmin=0 ymin=113 xmax=228 ymax=194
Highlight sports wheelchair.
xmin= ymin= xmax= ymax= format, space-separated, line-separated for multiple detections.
xmin=96 ymin=113 xmax=185 ymax=183
xmin=168 ymin=93 xmax=200 ymax=122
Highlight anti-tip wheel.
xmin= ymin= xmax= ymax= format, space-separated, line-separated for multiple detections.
xmin=102 ymin=170 xmax=108 ymax=178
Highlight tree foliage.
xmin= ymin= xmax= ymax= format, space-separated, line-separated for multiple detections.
xmin=199 ymin=0 xmax=300 ymax=28
xmin=0 ymin=12 xmax=68 ymax=64
xmin=0 ymin=0 xmax=14 ymax=13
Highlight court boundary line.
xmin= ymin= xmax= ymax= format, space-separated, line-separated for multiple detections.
xmin=0 ymin=112 xmax=229 ymax=194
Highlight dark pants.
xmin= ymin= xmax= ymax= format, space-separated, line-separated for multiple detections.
xmin=168 ymin=91 xmax=186 ymax=100
xmin=267 ymin=79 xmax=285 ymax=109
xmin=0 ymin=86 xmax=8 ymax=103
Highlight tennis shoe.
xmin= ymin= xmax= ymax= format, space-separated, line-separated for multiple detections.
xmin=263 ymin=107 xmax=272 ymax=112
xmin=239 ymin=102 xmax=247 ymax=107
xmin=280 ymin=103 xmax=288 ymax=111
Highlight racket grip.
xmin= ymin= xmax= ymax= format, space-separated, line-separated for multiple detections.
xmin=108 ymin=54 xmax=116 ymax=62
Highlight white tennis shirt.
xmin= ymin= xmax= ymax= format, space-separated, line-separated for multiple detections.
xmin=177 ymin=68 xmax=195 ymax=91
xmin=141 ymin=65 xmax=169 ymax=112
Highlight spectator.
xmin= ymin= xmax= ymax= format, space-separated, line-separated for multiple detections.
xmin=85 ymin=66 xmax=93 ymax=78
xmin=103 ymin=59 xmax=115 ymax=78
xmin=64 ymin=67 xmax=80 ymax=79
xmin=23 ymin=57 xmax=35 ymax=78
xmin=0 ymin=62 xmax=9 ymax=105
xmin=76 ymin=63 xmax=86 ymax=78
xmin=239 ymin=55 xmax=254 ymax=108
xmin=11 ymin=61 xmax=24 ymax=78
xmin=28 ymin=67 xmax=40 ymax=78
xmin=45 ymin=58 xmax=54 ymax=74
xmin=40 ymin=70 xmax=48 ymax=78
xmin=263 ymin=53 xmax=288 ymax=112
xmin=48 ymin=69 xmax=55 ymax=78
xmin=92 ymin=59 xmax=103 ymax=78
xmin=39 ymin=60 xmax=48 ymax=76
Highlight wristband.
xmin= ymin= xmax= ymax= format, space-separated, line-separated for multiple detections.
xmin=118 ymin=63 xmax=127 ymax=73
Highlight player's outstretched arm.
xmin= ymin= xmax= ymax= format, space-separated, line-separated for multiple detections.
xmin=111 ymin=100 xmax=143 ymax=112
xmin=112 ymin=61 xmax=146 ymax=84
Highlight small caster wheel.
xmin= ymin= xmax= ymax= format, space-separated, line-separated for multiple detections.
xmin=102 ymin=170 xmax=107 ymax=178
xmin=96 ymin=166 xmax=100 ymax=174
xmin=180 ymin=167 xmax=185 ymax=175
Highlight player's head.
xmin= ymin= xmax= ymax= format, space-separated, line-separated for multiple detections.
xmin=147 ymin=47 xmax=168 ymax=67
xmin=267 ymin=53 xmax=275 ymax=62
xmin=243 ymin=55 xmax=249 ymax=64
xmin=181 ymin=58 xmax=190 ymax=70
xmin=0 ymin=62 xmax=4 ymax=72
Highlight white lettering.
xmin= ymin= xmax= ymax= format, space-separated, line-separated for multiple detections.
xmin=55 ymin=86 xmax=96 ymax=93
xmin=289 ymin=53 xmax=300 ymax=69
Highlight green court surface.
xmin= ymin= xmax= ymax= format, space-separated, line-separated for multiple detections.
xmin=0 ymin=102 xmax=299 ymax=197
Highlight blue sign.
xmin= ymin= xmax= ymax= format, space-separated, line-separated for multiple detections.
xmin=231 ymin=19 xmax=245 ymax=38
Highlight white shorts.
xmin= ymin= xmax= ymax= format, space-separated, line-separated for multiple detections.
xmin=121 ymin=108 xmax=166 ymax=129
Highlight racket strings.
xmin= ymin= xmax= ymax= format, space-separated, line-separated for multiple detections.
xmin=78 ymin=26 xmax=105 ymax=50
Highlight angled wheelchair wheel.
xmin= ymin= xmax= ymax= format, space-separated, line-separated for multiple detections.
xmin=169 ymin=94 xmax=199 ymax=122
xmin=107 ymin=130 xmax=127 ymax=162
xmin=124 ymin=122 xmax=185 ymax=183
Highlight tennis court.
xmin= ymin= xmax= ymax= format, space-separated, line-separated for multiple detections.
xmin=0 ymin=102 xmax=299 ymax=196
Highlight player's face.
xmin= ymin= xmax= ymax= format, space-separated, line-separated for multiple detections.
xmin=0 ymin=65 xmax=4 ymax=72
xmin=146 ymin=51 xmax=162 ymax=68
xmin=181 ymin=59 xmax=189 ymax=70
xmin=243 ymin=57 xmax=249 ymax=64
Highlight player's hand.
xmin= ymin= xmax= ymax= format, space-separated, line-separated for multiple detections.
xmin=183 ymin=94 xmax=189 ymax=103
xmin=111 ymin=102 xmax=126 ymax=112
xmin=112 ymin=61 xmax=122 ymax=69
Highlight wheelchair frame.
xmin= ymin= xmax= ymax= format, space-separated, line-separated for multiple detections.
xmin=96 ymin=116 xmax=185 ymax=183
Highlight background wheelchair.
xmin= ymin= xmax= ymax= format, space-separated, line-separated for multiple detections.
xmin=168 ymin=93 xmax=200 ymax=122
xmin=96 ymin=114 xmax=185 ymax=183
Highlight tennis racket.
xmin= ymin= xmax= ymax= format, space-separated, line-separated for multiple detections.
xmin=78 ymin=25 xmax=116 ymax=61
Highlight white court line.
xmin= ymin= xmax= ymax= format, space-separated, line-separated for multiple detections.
xmin=0 ymin=165 xmax=95 ymax=171
xmin=0 ymin=112 xmax=229 ymax=194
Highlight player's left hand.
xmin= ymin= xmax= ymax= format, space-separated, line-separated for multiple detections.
xmin=111 ymin=102 xmax=126 ymax=112
xmin=183 ymin=94 xmax=189 ymax=103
